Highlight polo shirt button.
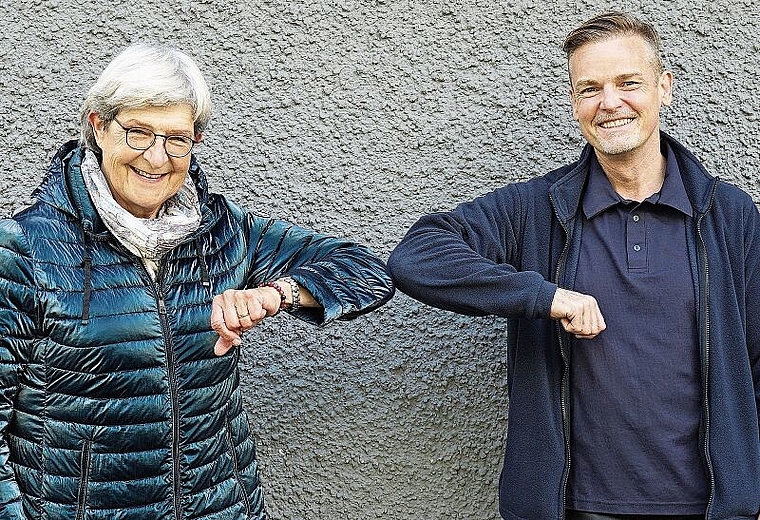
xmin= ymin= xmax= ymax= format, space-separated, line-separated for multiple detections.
xmin=633 ymin=244 xmax=641 ymax=251
xmin=632 ymin=215 xmax=640 ymax=222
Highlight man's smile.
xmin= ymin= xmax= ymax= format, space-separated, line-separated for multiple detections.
xmin=597 ymin=117 xmax=635 ymax=129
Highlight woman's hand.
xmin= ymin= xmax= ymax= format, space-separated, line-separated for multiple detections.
xmin=210 ymin=287 xmax=282 ymax=356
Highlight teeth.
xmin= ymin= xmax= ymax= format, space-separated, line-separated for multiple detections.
xmin=599 ymin=118 xmax=634 ymax=128
xmin=133 ymin=167 xmax=163 ymax=180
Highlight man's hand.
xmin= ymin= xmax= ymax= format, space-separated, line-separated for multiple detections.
xmin=550 ymin=287 xmax=606 ymax=339
xmin=210 ymin=287 xmax=282 ymax=356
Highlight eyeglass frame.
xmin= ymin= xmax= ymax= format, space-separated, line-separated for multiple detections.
xmin=112 ymin=118 xmax=199 ymax=158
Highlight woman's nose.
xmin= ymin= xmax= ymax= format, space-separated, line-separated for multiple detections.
xmin=142 ymin=137 xmax=170 ymax=167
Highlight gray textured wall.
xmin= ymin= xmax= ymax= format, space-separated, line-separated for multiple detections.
xmin=1 ymin=0 xmax=758 ymax=518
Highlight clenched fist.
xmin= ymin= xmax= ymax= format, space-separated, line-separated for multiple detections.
xmin=550 ymin=287 xmax=606 ymax=339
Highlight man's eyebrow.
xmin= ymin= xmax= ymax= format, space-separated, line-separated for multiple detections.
xmin=572 ymin=72 xmax=647 ymax=88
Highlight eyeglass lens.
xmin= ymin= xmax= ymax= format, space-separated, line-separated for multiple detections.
xmin=126 ymin=128 xmax=194 ymax=157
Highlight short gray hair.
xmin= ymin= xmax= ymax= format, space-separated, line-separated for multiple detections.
xmin=563 ymin=12 xmax=664 ymax=75
xmin=79 ymin=43 xmax=212 ymax=153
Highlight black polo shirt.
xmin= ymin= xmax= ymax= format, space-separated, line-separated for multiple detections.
xmin=566 ymin=143 xmax=708 ymax=515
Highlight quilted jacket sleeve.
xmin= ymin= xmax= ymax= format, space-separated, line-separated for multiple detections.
xmin=244 ymin=214 xmax=394 ymax=325
xmin=0 ymin=219 xmax=36 ymax=518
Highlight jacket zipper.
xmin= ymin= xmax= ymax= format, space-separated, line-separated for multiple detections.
xmin=148 ymin=260 xmax=184 ymax=520
xmin=225 ymin=415 xmax=252 ymax=516
xmin=549 ymin=193 xmax=573 ymax=520
xmin=696 ymin=183 xmax=717 ymax=519
xmin=551 ymin=183 xmax=719 ymax=519
xmin=75 ymin=440 xmax=92 ymax=520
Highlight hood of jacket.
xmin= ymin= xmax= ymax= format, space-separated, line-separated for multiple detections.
xmin=33 ymin=140 xmax=219 ymax=238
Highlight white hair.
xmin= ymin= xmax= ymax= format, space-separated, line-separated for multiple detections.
xmin=79 ymin=43 xmax=212 ymax=153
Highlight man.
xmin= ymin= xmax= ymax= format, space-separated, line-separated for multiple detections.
xmin=388 ymin=12 xmax=760 ymax=520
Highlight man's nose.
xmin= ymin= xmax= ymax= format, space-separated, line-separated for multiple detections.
xmin=599 ymin=84 xmax=623 ymax=110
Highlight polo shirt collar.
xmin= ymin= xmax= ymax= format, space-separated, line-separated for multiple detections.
xmin=583 ymin=141 xmax=694 ymax=219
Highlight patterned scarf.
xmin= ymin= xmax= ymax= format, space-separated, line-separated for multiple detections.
xmin=80 ymin=149 xmax=202 ymax=263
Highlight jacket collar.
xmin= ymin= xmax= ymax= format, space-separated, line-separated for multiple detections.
xmin=548 ymin=131 xmax=718 ymax=224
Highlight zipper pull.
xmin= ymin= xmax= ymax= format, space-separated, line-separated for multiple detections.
xmin=158 ymin=299 xmax=167 ymax=316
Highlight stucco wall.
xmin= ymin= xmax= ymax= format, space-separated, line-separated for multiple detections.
xmin=1 ymin=0 xmax=757 ymax=518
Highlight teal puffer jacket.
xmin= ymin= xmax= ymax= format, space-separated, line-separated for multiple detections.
xmin=0 ymin=141 xmax=394 ymax=519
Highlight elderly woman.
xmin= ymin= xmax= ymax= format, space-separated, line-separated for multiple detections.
xmin=0 ymin=44 xmax=393 ymax=519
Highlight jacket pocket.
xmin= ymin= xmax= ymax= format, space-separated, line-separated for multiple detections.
xmin=75 ymin=440 xmax=92 ymax=520
xmin=224 ymin=415 xmax=252 ymax=517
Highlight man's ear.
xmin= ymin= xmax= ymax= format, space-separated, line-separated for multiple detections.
xmin=568 ymin=88 xmax=580 ymax=121
xmin=660 ymin=70 xmax=674 ymax=107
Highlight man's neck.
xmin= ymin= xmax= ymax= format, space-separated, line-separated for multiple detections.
xmin=595 ymin=144 xmax=666 ymax=202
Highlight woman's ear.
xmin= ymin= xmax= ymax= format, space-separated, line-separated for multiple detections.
xmin=88 ymin=112 xmax=106 ymax=145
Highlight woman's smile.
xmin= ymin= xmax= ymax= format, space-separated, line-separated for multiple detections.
xmin=90 ymin=104 xmax=195 ymax=218
xmin=131 ymin=165 xmax=169 ymax=181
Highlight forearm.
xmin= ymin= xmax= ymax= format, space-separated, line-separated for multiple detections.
xmin=248 ymin=216 xmax=393 ymax=323
xmin=269 ymin=277 xmax=319 ymax=310
xmin=388 ymin=213 xmax=556 ymax=319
